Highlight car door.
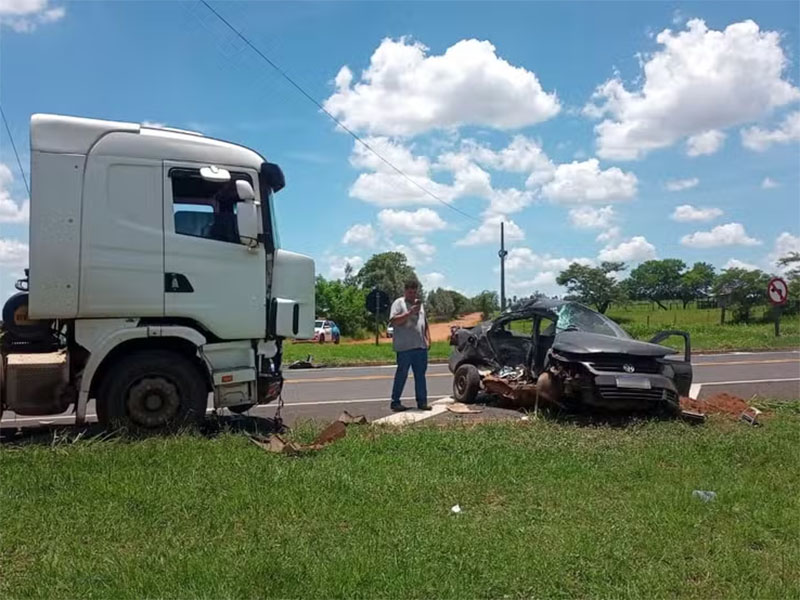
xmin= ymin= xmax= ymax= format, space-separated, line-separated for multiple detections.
xmin=649 ymin=330 xmax=693 ymax=396
xmin=163 ymin=161 xmax=266 ymax=340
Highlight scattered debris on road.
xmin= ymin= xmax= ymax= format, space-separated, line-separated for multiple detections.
xmin=249 ymin=410 xmax=367 ymax=455
xmin=680 ymin=393 xmax=761 ymax=422
xmin=288 ymin=354 xmax=319 ymax=369
xmin=446 ymin=402 xmax=484 ymax=414
xmin=740 ymin=406 xmax=763 ymax=426
xmin=692 ymin=490 xmax=717 ymax=502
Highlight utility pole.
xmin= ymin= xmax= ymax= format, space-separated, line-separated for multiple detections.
xmin=498 ymin=221 xmax=508 ymax=311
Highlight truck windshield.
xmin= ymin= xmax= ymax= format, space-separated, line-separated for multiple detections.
xmin=555 ymin=303 xmax=630 ymax=339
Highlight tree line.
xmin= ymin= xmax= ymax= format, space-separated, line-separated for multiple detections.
xmin=317 ymin=251 xmax=799 ymax=337
xmin=556 ymin=254 xmax=800 ymax=322
xmin=315 ymin=252 xmax=499 ymax=337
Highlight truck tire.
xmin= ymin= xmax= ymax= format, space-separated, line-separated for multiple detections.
xmin=318 ymin=334 xmax=325 ymax=344
xmin=97 ymin=350 xmax=207 ymax=432
xmin=453 ymin=364 xmax=480 ymax=404
xmin=2 ymin=292 xmax=52 ymax=343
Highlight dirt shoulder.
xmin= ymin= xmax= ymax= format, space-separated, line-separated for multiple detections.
xmin=342 ymin=312 xmax=483 ymax=345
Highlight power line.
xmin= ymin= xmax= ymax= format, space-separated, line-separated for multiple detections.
xmin=198 ymin=0 xmax=479 ymax=223
xmin=0 ymin=104 xmax=30 ymax=198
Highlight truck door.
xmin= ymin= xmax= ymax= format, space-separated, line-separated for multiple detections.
xmin=163 ymin=162 xmax=266 ymax=340
xmin=79 ymin=155 xmax=164 ymax=317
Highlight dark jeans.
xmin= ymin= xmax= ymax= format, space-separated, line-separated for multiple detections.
xmin=391 ymin=348 xmax=428 ymax=407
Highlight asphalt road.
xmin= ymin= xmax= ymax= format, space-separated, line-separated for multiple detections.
xmin=3 ymin=350 xmax=797 ymax=430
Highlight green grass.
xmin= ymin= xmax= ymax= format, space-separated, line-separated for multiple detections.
xmin=607 ymin=303 xmax=800 ymax=352
xmin=283 ymin=340 xmax=452 ymax=366
xmin=2 ymin=409 xmax=799 ymax=599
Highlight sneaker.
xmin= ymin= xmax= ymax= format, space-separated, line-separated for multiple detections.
xmin=417 ymin=404 xmax=432 ymax=411
xmin=390 ymin=403 xmax=409 ymax=412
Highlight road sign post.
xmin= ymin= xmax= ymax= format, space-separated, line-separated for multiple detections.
xmin=767 ymin=277 xmax=789 ymax=338
xmin=366 ymin=288 xmax=390 ymax=346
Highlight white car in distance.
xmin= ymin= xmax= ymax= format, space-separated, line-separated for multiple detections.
xmin=313 ymin=319 xmax=339 ymax=344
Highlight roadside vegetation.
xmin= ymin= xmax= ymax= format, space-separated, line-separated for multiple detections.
xmin=2 ymin=404 xmax=798 ymax=598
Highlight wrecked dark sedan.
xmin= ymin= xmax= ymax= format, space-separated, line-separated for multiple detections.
xmin=448 ymin=299 xmax=692 ymax=413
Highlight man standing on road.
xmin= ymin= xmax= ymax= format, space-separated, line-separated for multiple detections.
xmin=389 ymin=279 xmax=431 ymax=412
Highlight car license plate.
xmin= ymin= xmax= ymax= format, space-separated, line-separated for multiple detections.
xmin=615 ymin=376 xmax=652 ymax=389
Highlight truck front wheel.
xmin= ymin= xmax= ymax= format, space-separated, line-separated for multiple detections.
xmin=97 ymin=350 xmax=207 ymax=432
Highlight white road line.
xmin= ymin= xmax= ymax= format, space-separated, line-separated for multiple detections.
xmin=701 ymin=377 xmax=800 ymax=387
xmin=279 ymin=395 xmax=448 ymax=408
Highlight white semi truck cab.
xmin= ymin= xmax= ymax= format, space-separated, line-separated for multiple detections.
xmin=0 ymin=114 xmax=314 ymax=430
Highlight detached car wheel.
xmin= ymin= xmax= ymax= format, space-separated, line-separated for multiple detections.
xmin=453 ymin=364 xmax=480 ymax=404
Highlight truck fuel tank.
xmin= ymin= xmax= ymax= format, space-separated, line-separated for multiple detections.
xmin=4 ymin=352 xmax=71 ymax=416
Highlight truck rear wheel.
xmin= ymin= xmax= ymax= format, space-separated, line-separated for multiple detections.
xmin=97 ymin=350 xmax=207 ymax=432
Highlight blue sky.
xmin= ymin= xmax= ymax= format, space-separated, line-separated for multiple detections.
xmin=1 ymin=0 xmax=798 ymax=298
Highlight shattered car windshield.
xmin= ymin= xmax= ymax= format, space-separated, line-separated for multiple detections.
xmin=555 ymin=303 xmax=630 ymax=339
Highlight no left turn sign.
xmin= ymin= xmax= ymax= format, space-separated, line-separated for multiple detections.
xmin=767 ymin=277 xmax=789 ymax=306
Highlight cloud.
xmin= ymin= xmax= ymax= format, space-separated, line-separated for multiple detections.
xmin=568 ymin=205 xmax=615 ymax=229
xmin=326 ymin=255 xmax=364 ymax=279
xmin=686 ymin=130 xmax=726 ymax=156
xmin=761 ymin=177 xmax=779 ymax=189
xmin=455 ymin=215 xmax=524 ymax=246
xmin=0 ymin=163 xmax=29 ymax=223
xmin=0 ymin=238 xmax=28 ymax=266
xmin=348 ymin=138 xmax=459 ymax=208
xmin=439 ymin=135 xmax=555 ymax=186
xmin=585 ymin=19 xmax=800 ymax=160
xmin=598 ymin=236 xmax=657 ymax=262
xmin=342 ymin=223 xmax=377 ymax=247
xmin=324 ymin=37 xmax=560 ymax=136
xmin=508 ymin=271 xmax=559 ymax=291
xmin=377 ymin=208 xmax=447 ymax=235
xmin=0 ymin=0 xmax=65 ymax=32
xmin=504 ymin=247 xmax=593 ymax=273
xmin=394 ymin=238 xmax=436 ymax=266
xmin=741 ymin=110 xmax=800 ymax=151
xmin=541 ymin=159 xmax=637 ymax=203
xmin=680 ymin=223 xmax=761 ymax=248
xmin=769 ymin=232 xmax=800 ymax=269
xmin=665 ymin=177 xmax=699 ymax=192
xmin=724 ymin=258 xmax=759 ymax=271
xmin=485 ymin=187 xmax=535 ymax=216
xmin=596 ymin=226 xmax=621 ymax=243
xmin=670 ymin=204 xmax=722 ymax=222
xmin=420 ymin=272 xmax=446 ymax=289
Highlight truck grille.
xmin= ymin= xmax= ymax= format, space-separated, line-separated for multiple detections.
xmin=589 ymin=360 xmax=661 ymax=374
xmin=597 ymin=386 xmax=677 ymax=404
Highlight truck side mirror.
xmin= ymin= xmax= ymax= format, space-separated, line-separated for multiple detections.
xmin=260 ymin=161 xmax=285 ymax=193
xmin=237 ymin=199 xmax=259 ymax=248
xmin=235 ymin=180 xmax=256 ymax=202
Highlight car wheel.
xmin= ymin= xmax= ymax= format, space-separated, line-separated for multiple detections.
xmin=453 ymin=364 xmax=480 ymax=404
xmin=97 ymin=350 xmax=207 ymax=433
xmin=334 ymin=335 xmax=340 ymax=345
xmin=318 ymin=334 xmax=325 ymax=344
